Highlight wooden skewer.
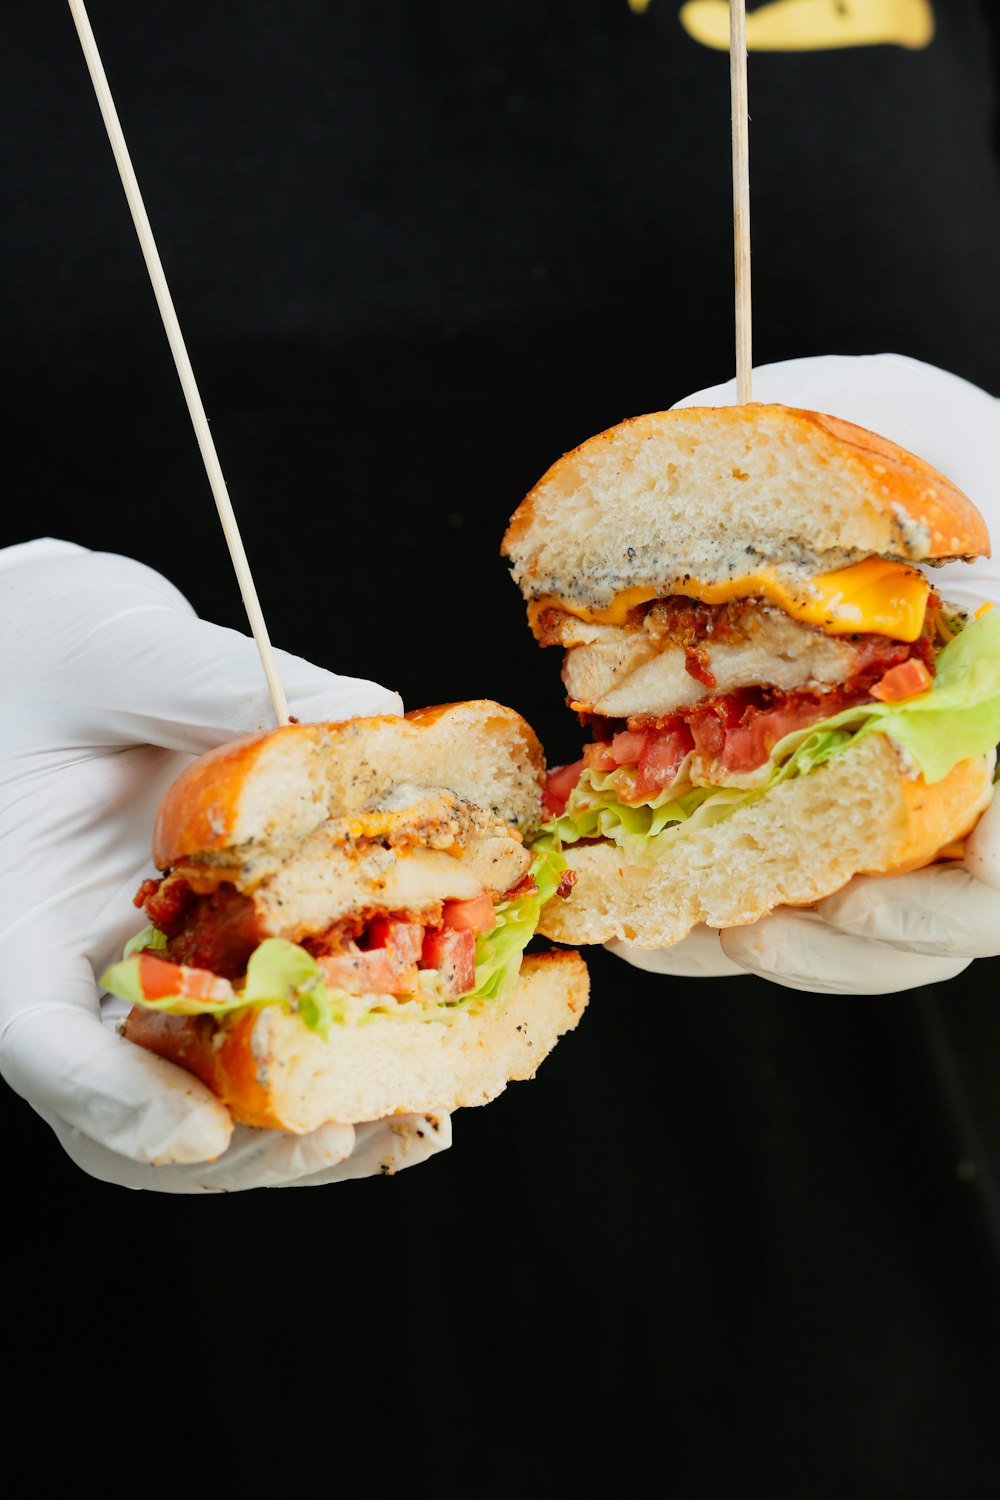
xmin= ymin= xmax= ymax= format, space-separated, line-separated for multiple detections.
xmin=67 ymin=0 xmax=291 ymax=727
xmin=729 ymin=0 xmax=752 ymax=404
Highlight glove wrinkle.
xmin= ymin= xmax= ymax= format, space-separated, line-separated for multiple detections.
xmin=1 ymin=1003 xmax=233 ymax=1164
xmin=606 ymin=927 xmax=749 ymax=978
xmin=820 ymin=870 xmax=1000 ymax=959
xmin=284 ymin=1112 xmax=454 ymax=1188
xmin=721 ymin=910 xmax=974 ymax=994
xmin=963 ymin=791 xmax=1000 ymax=891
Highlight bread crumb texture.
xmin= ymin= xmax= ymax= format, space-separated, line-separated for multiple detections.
xmin=537 ymin=736 xmax=994 ymax=947
xmin=503 ymin=405 xmax=987 ymax=611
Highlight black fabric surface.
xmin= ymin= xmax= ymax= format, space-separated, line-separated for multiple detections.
xmin=3 ymin=4 xmax=1000 ymax=1494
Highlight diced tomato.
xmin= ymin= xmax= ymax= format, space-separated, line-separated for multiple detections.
xmin=587 ymin=670 xmax=927 ymax=785
xmin=139 ymin=953 xmax=190 ymax=1000
xmin=719 ymin=703 xmax=830 ymax=773
xmin=633 ymin=726 xmax=694 ymax=798
xmin=319 ymin=945 xmax=419 ymax=996
xmin=441 ymin=894 xmax=496 ymax=934
xmin=870 ymin=658 xmax=934 ymax=702
xmin=688 ymin=709 xmax=726 ymax=760
xmin=364 ymin=918 xmax=425 ymax=966
xmin=420 ymin=927 xmax=477 ymax=997
xmin=603 ymin=724 xmax=696 ymax=802
xmin=715 ymin=724 xmax=758 ymax=772
xmin=543 ymin=759 xmax=585 ymax=816
xmin=137 ymin=952 xmax=234 ymax=1005
xmin=611 ymin=729 xmax=649 ymax=766
xmin=582 ymin=741 xmax=618 ymax=773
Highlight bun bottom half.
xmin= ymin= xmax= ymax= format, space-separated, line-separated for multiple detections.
xmin=537 ymin=735 xmax=995 ymax=949
xmin=124 ymin=951 xmax=589 ymax=1133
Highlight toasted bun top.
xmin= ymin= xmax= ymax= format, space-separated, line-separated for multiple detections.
xmin=153 ymin=700 xmax=544 ymax=870
xmin=502 ymin=404 xmax=989 ymax=609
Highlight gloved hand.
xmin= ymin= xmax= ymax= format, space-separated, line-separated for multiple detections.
xmin=608 ymin=353 xmax=1000 ymax=994
xmin=0 ymin=541 xmax=452 ymax=1188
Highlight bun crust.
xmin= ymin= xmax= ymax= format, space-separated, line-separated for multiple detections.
xmin=123 ymin=951 xmax=589 ymax=1132
xmin=537 ymin=738 xmax=995 ymax=948
xmin=154 ymin=701 xmax=545 ymax=869
xmin=503 ymin=404 xmax=989 ymax=611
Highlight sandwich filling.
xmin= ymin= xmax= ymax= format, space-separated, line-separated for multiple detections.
xmin=539 ymin=585 xmax=938 ymax=726
xmin=540 ymin=590 xmax=1000 ymax=862
xmin=103 ymin=784 xmax=574 ymax=1035
xmin=527 ymin=555 xmax=931 ymax=640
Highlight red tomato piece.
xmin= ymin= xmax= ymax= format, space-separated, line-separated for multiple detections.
xmin=179 ymin=968 xmax=234 ymax=1002
xmin=365 ymin=918 xmax=425 ymax=966
xmin=420 ymin=927 xmax=477 ymax=997
xmin=138 ymin=953 xmax=188 ymax=1000
xmin=138 ymin=953 xmax=233 ymax=1004
xmin=611 ymin=729 xmax=649 ymax=766
xmin=633 ymin=727 xmax=694 ymax=798
xmin=543 ymin=759 xmax=585 ymax=815
xmin=687 ymin=692 xmax=754 ymax=760
xmin=715 ymin=724 xmax=759 ymax=773
xmin=719 ymin=703 xmax=825 ymax=773
xmin=441 ymin=894 xmax=496 ymax=934
xmin=582 ymin=741 xmax=618 ymax=773
xmin=870 ymin=658 xmax=934 ymax=702
xmin=688 ymin=708 xmax=726 ymax=760
xmin=319 ymin=946 xmax=419 ymax=996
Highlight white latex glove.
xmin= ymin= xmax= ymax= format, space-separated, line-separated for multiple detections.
xmin=0 ymin=541 xmax=452 ymax=1189
xmin=608 ymin=353 xmax=1000 ymax=994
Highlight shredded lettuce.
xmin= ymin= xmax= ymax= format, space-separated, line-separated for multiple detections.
xmin=550 ymin=610 xmax=1000 ymax=862
xmin=101 ymin=846 xmax=569 ymax=1035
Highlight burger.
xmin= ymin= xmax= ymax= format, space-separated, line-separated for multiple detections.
xmin=501 ymin=403 xmax=1000 ymax=947
xmin=102 ymin=700 xmax=588 ymax=1131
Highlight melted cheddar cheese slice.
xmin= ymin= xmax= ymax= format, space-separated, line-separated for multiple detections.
xmin=528 ymin=557 xmax=930 ymax=641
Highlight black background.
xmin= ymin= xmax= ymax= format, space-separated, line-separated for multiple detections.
xmin=4 ymin=4 xmax=1000 ymax=1495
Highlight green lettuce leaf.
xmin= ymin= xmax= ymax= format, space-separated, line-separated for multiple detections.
xmin=551 ymin=609 xmax=1000 ymax=861
xmin=100 ymin=953 xmax=246 ymax=1018
xmin=101 ymin=852 xmax=567 ymax=1034
xmin=243 ymin=939 xmax=339 ymax=1034
xmin=100 ymin=955 xmax=151 ymax=1009
xmin=123 ymin=924 xmax=167 ymax=958
xmin=471 ymin=839 xmax=567 ymax=1001
xmin=783 ymin=609 xmax=1000 ymax=784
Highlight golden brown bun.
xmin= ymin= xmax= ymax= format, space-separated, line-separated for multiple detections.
xmin=123 ymin=951 xmax=589 ymax=1132
xmin=154 ymin=700 xmax=544 ymax=870
xmin=537 ymin=737 xmax=995 ymax=948
xmin=502 ymin=404 xmax=989 ymax=613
